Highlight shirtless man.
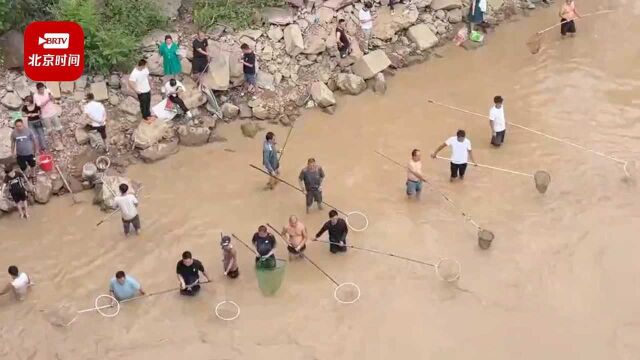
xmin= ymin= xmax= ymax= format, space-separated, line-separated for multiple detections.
xmin=0 ymin=266 xmax=31 ymax=300
xmin=559 ymin=0 xmax=580 ymax=37
xmin=282 ymin=215 xmax=308 ymax=259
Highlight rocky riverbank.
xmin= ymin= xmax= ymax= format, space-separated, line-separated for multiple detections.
xmin=0 ymin=0 xmax=545 ymax=216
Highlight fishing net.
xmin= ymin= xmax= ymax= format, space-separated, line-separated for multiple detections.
xmin=434 ymin=258 xmax=462 ymax=282
xmin=477 ymin=229 xmax=495 ymax=250
xmin=214 ymin=300 xmax=240 ymax=321
xmin=255 ymin=259 xmax=287 ymax=296
xmin=345 ymin=211 xmax=369 ymax=232
xmin=45 ymin=303 xmax=79 ymax=327
xmin=333 ymin=282 xmax=361 ymax=304
xmin=526 ymin=33 xmax=542 ymax=54
xmin=534 ymin=170 xmax=551 ymax=194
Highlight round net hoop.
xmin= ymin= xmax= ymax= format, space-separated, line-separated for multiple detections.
xmin=333 ymin=282 xmax=361 ymax=304
xmin=346 ymin=211 xmax=369 ymax=232
xmin=214 ymin=300 xmax=240 ymax=321
xmin=95 ymin=294 xmax=120 ymax=318
xmin=477 ymin=229 xmax=495 ymax=249
xmin=533 ymin=170 xmax=551 ymax=194
xmin=435 ymin=258 xmax=461 ymax=282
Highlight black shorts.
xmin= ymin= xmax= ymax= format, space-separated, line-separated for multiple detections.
xmin=450 ymin=162 xmax=468 ymax=179
xmin=192 ymin=57 xmax=208 ymax=74
xmin=305 ymin=189 xmax=322 ymax=207
xmin=180 ymin=284 xmax=201 ymax=296
xmin=491 ymin=130 xmax=506 ymax=146
xmin=560 ymin=19 xmax=576 ymax=35
xmin=16 ymin=155 xmax=36 ymax=171
xmin=287 ymin=244 xmax=307 ymax=254
xmin=10 ymin=189 xmax=27 ymax=203
xmin=86 ymin=124 xmax=107 ymax=140
xmin=226 ymin=269 xmax=239 ymax=278
xmin=329 ymin=236 xmax=348 ymax=254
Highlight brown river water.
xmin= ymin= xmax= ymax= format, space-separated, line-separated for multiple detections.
xmin=2 ymin=1 xmax=640 ymax=358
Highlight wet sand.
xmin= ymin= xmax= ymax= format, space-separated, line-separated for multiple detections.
xmin=2 ymin=1 xmax=640 ymax=358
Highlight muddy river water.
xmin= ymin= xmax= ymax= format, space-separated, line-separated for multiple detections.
xmin=2 ymin=0 xmax=640 ymax=358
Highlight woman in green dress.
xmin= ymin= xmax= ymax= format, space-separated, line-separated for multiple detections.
xmin=158 ymin=35 xmax=182 ymax=77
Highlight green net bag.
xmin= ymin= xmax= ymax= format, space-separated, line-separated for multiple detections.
xmin=255 ymin=258 xmax=286 ymax=296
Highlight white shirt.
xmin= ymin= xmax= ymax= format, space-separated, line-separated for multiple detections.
xmin=129 ymin=67 xmax=151 ymax=93
xmin=83 ymin=100 xmax=106 ymax=127
xmin=489 ymin=105 xmax=506 ymax=132
xmin=163 ymin=81 xmax=185 ymax=96
xmin=445 ymin=137 xmax=472 ymax=164
xmin=11 ymin=272 xmax=30 ymax=299
xmin=114 ymin=194 xmax=139 ymax=221
xmin=359 ymin=9 xmax=373 ymax=30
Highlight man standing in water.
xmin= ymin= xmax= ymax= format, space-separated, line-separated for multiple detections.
xmin=406 ymin=149 xmax=427 ymax=199
xmin=299 ymin=158 xmax=325 ymax=213
xmin=489 ymin=95 xmax=506 ymax=147
xmin=282 ymin=216 xmax=308 ymax=259
xmin=109 ymin=271 xmax=145 ymax=301
xmin=252 ymin=225 xmax=277 ymax=269
xmin=559 ymin=0 xmax=580 ymax=37
xmin=114 ymin=183 xmax=141 ymax=236
xmin=220 ymin=235 xmax=239 ymax=278
xmin=176 ymin=251 xmax=210 ymax=296
xmin=314 ymin=210 xmax=349 ymax=254
xmin=263 ymin=131 xmax=280 ymax=190
xmin=431 ymin=129 xmax=476 ymax=182
xmin=0 ymin=266 xmax=31 ymax=300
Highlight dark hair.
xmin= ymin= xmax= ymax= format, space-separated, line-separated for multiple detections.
xmin=456 ymin=129 xmax=466 ymax=138
xmin=8 ymin=266 xmax=18 ymax=276
xmin=182 ymin=251 xmax=192 ymax=260
xmin=119 ymin=183 xmax=129 ymax=194
xmin=411 ymin=149 xmax=419 ymax=157
xmin=365 ymin=2 xmax=372 ymax=8
xmin=165 ymin=35 xmax=172 ymax=41
xmin=14 ymin=119 xmax=23 ymax=125
xmin=24 ymin=95 xmax=33 ymax=103
xmin=115 ymin=271 xmax=126 ymax=279
xmin=493 ymin=95 xmax=503 ymax=104
xmin=36 ymin=82 xmax=45 ymax=90
xmin=307 ymin=157 xmax=315 ymax=164
xmin=86 ymin=93 xmax=95 ymax=101
xmin=4 ymin=167 xmax=12 ymax=175
xmin=240 ymin=43 xmax=250 ymax=50
xmin=169 ymin=79 xmax=176 ymax=86
xmin=258 ymin=225 xmax=267 ymax=232
xmin=338 ymin=19 xmax=346 ymax=24
xmin=266 ymin=132 xmax=275 ymax=141
xmin=138 ymin=59 xmax=147 ymax=67
xmin=329 ymin=210 xmax=338 ymax=218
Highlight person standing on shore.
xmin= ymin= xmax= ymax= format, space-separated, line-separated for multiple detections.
xmin=406 ymin=149 xmax=427 ymax=199
xmin=128 ymin=59 xmax=152 ymax=120
xmin=176 ymin=251 xmax=210 ymax=296
xmin=109 ymin=271 xmax=145 ymax=301
xmin=299 ymin=158 xmax=325 ymax=213
xmin=114 ymin=183 xmax=141 ymax=236
xmin=282 ymin=215 xmax=308 ymax=259
xmin=240 ymin=43 xmax=257 ymax=95
xmin=314 ymin=210 xmax=349 ymax=254
xmin=431 ymin=129 xmax=477 ymax=182
xmin=559 ymin=0 xmax=580 ymax=37
xmin=33 ymin=82 xmax=63 ymax=149
xmin=10 ymin=119 xmax=38 ymax=177
xmin=336 ymin=19 xmax=351 ymax=58
xmin=469 ymin=0 xmax=487 ymax=32
xmin=158 ymin=35 xmax=182 ymax=78
xmin=252 ymin=225 xmax=277 ymax=269
xmin=192 ymin=31 xmax=209 ymax=80
xmin=0 ymin=266 xmax=31 ymax=301
xmin=4 ymin=168 xmax=30 ymax=219
xmin=263 ymin=131 xmax=280 ymax=190
xmin=22 ymin=95 xmax=46 ymax=152
xmin=489 ymin=95 xmax=506 ymax=147
xmin=220 ymin=235 xmax=239 ymax=279
xmin=83 ymin=93 xmax=108 ymax=151
xmin=358 ymin=2 xmax=374 ymax=52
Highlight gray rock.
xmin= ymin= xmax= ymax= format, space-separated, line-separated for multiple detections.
xmin=1 ymin=92 xmax=22 ymax=110
xmin=75 ymin=127 xmax=90 ymax=145
xmin=13 ymin=76 xmax=31 ymax=99
xmin=177 ymin=126 xmax=211 ymax=146
xmin=252 ymin=105 xmax=271 ymax=120
xmin=321 ymin=105 xmax=337 ymax=114
xmin=374 ymin=73 xmax=387 ymax=94
xmin=372 ymin=4 xmax=419 ymax=40
xmin=448 ymin=8 xmax=463 ymax=23
xmin=0 ymin=127 xmax=13 ymax=163
xmin=90 ymin=81 xmax=109 ymax=101
xmin=60 ymin=82 xmax=75 ymax=94
xmin=430 ymin=0 xmax=462 ymax=10
xmin=310 ymin=81 xmax=336 ymax=107
xmin=284 ymin=24 xmax=304 ymax=56
xmin=303 ymin=35 xmax=327 ymax=54
xmin=257 ymin=71 xmax=276 ymax=91
xmin=435 ymin=9 xmax=447 ymax=19
xmin=239 ymin=29 xmax=263 ymax=40
xmin=0 ymin=194 xmax=16 ymax=213
xmin=202 ymin=51 xmax=230 ymax=91
xmin=180 ymin=77 xmax=207 ymax=109
xmin=261 ymin=7 xmax=295 ymax=25
xmin=221 ymin=103 xmax=240 ymax=119
xmin=336 ymin=73 xmax=367 ymax=95
xmin=239 ymin=103 xmax=253 ymax=118
xmin=75 ymin=75 xmax=87 ymax=90
xmin=108 ymin=75 xmax=121 ymax=88
xmin=415 ymin=0 xmax=433 ymax=9
xmin=317 ymin=7 xmax=335 ymax=23
xmin=407 ymin=24 xmax=439 ymax=51
xmin=352 ymin=50 xmax=392 ymax=79
xmin=241 ymin=122 xmax=260 ymax=138
xmin=140 ymin=140 xmax=179 ymax=163
xmin=109 ymin=95 xmax=120 ymax=106
xmin=146 ymin=52 xmax=164 ymax=76
xmin=267 ymin=27 xmax=284 ymax=42
xmin=34 ymin=174 xmax=53 ymax=204
xmin=0 ymin=31 xmax=24 ymax=68
xmin=133 ymin=120 xmax=170 ymax=149
xmin=119 ymin=96 xmax=140 ymax=116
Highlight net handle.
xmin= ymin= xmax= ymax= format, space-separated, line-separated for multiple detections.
xmin=434 ymin=156 xmax=533 ymax=178
xmin=536 ymin=9 xmax=615 ymax=34
xmin=312 ymin=239 xmax=435 ymax=267
xmin=214 ymin=300 xmax=241 ymax=321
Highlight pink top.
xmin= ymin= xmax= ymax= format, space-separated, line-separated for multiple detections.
xmin=33 ymin=90 xmax=58 ymax=119
xmin=561 ymin=1 xmax=577 ymax=20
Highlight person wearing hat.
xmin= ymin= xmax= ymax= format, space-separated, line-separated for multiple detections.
xmin=220 ymin=235 xmax=239 ymax=279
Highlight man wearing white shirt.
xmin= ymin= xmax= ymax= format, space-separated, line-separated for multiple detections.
xmin=163 ymin=79 xmax=192 ymax=118
xmin=359 ymin=2 xmax=374 ymax=51
xmin=114 ymin=183 xmax=141 ymax=236
xmin=0 ymin=266 xmax=31 ymax=300
xmin=489 ymin=95 xmax=506 ymax=147
xmin=83 ymin=93 xmax=108 ymax=150
xmin=431 ymin=129 xmax=477 ymax=182
xmin=128 ymin=59 xmax=152 ymax=120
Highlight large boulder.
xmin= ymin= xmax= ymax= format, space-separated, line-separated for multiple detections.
xmin=177 ymin=126 xmax=211 ymax=146
xmin=448 ymin=8 xmax=463 ymax=23
xmin=0 ymin=31 xmax=24 ymax=69
xmin=133 ymin=121 xmax=170 ymax=149
xmin=256 ymin=71 xmax=275 ymax=91
xmin=75 ymin=127 xmax=90 ymax=145
xmin=322 ymin=0 xmax=354 ymax=10
xmin=33 ymin=174 xmax=53 ymax=204
xmin=317 ymin=7 xmax=335 ymax=23
xmin=268 ymin=27 xmax=284 ymax=42
xmin=241 ymin=122 xmax=259 ymax=138
xmin=0 ymin=127 xmax=13 ymax=164
xmin=303 ymin=35 xmax=327 ymax=54
xmin=310 ymin=81 xmax=336 ymax=107
xmin=95 ymin=175 xmax=135 ymax=210
xmin=202 ymin=51 xmax=230 ymax=91
xmin=0 ymin=194 xmax=16 ymax=213
xmin=430 ymin=0 xmax=462 ymax=10
xmin=239 ymin=103 xmax=253 ymax=118
xmin=352 ymin=50 xmax=391 ymax=80
xmin=146 ymin=52 xmax=164 ymax=76
xmin=90 ymin=81 xmax=109 ymax=101
xmin=139 ymin=140 xmax=179 ymax=163
xmin=221 ymin=103 xmax=240 ymax=119
xmin=252 ymin=105 xmax=271 ymax=120
xmin=372 ymin=5 xmax=420 ymax=40
xmin=120 ymin=75 xmax=137 ymax=98
xmin=336 ymin=73 xmax=367 ymax=95
xmin=181 ymin=78 xmax=207 ymax=109
xmin=119 ymin=96 xmax=140 ymax=116
xmin=13 ymin=76 xmax=31 ymax=99
xmin=152 ymin=0 xmax=182 ymax=19
xmin=284 ymin=24 xmax=304 ymax=56
xmin=1 ymin=92 xmax=22 ymax=110
xmin=407 ymin=24 xmax=439 ymax=51
xmin=261 ymin=7 xmax=294 ymax=25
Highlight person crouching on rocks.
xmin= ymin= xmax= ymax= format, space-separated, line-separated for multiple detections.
xmin=163 ymin=78 xmax=192 ymax=118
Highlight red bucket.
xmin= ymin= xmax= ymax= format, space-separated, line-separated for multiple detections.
xmin=38 ymin=153 xmax=54 ymax=172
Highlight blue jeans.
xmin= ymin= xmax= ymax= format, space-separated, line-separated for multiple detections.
xmin=406 ymin=180 xmax=422 ymax=195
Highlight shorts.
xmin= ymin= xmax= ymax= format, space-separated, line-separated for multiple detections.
xmin=491 ymin=130 xmax=506 ymax=146
xmin=244 ymin=73 xmax=257 ymax=86
xmin=450 ymin=162 xmax=468 ymax=179
xmin=406 ymin=180 xmax=423 ymax=195
xmin=329 ymin=236 xmax=348 ymax=254
xmin=287 ymin=244 xmax=307 ymax=254
xmin=10 ymin=189 xmax=27 ymax=203
xmin=305 ymin=189 xmax=322 ymax=207
xmin=122 ymin=215 xmax=141 ymax=235
xmin=180 ymin=284 xmax=201 ymax=296
xmin=560 ymin=18 xmax=576 ymax=35
xmin=255 ymin=255 xmax=276 ymax=269
xmin=16 ymin=154 xmax=36 ymax=171
xmin=226 ymin=269 xmax=239 ymax=279
xmin=192 ymin=57 xmax=208 ymax=75
xmin=86 ymin=124 xmax=107 ymax=140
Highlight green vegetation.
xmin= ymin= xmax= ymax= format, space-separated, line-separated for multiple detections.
xmin=0 ymin=0 xmax=58 ymax=33
xmin=194 ymin=0 xmax=285 ymax=30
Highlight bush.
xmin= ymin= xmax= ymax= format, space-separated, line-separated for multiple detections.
xmin=194 ymin=0 xmax=285 ymax=31
xmin=55 ymin=0 xmax=166 ymax=73
xmin=0 ymin=0 xmax=58 ymax=33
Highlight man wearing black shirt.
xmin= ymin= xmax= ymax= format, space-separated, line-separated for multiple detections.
xmin=240 ymin=43 xmax=257 ymax=94
xmin=252 ymin=225 xmax=277 ymax=269
xmin=315 ymin=210 xmax=349 ymax=254
xmin=336 ymin=19 xmax=351 ymax=59
xmin=176 ymin=251 xmax=210 ymax=296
